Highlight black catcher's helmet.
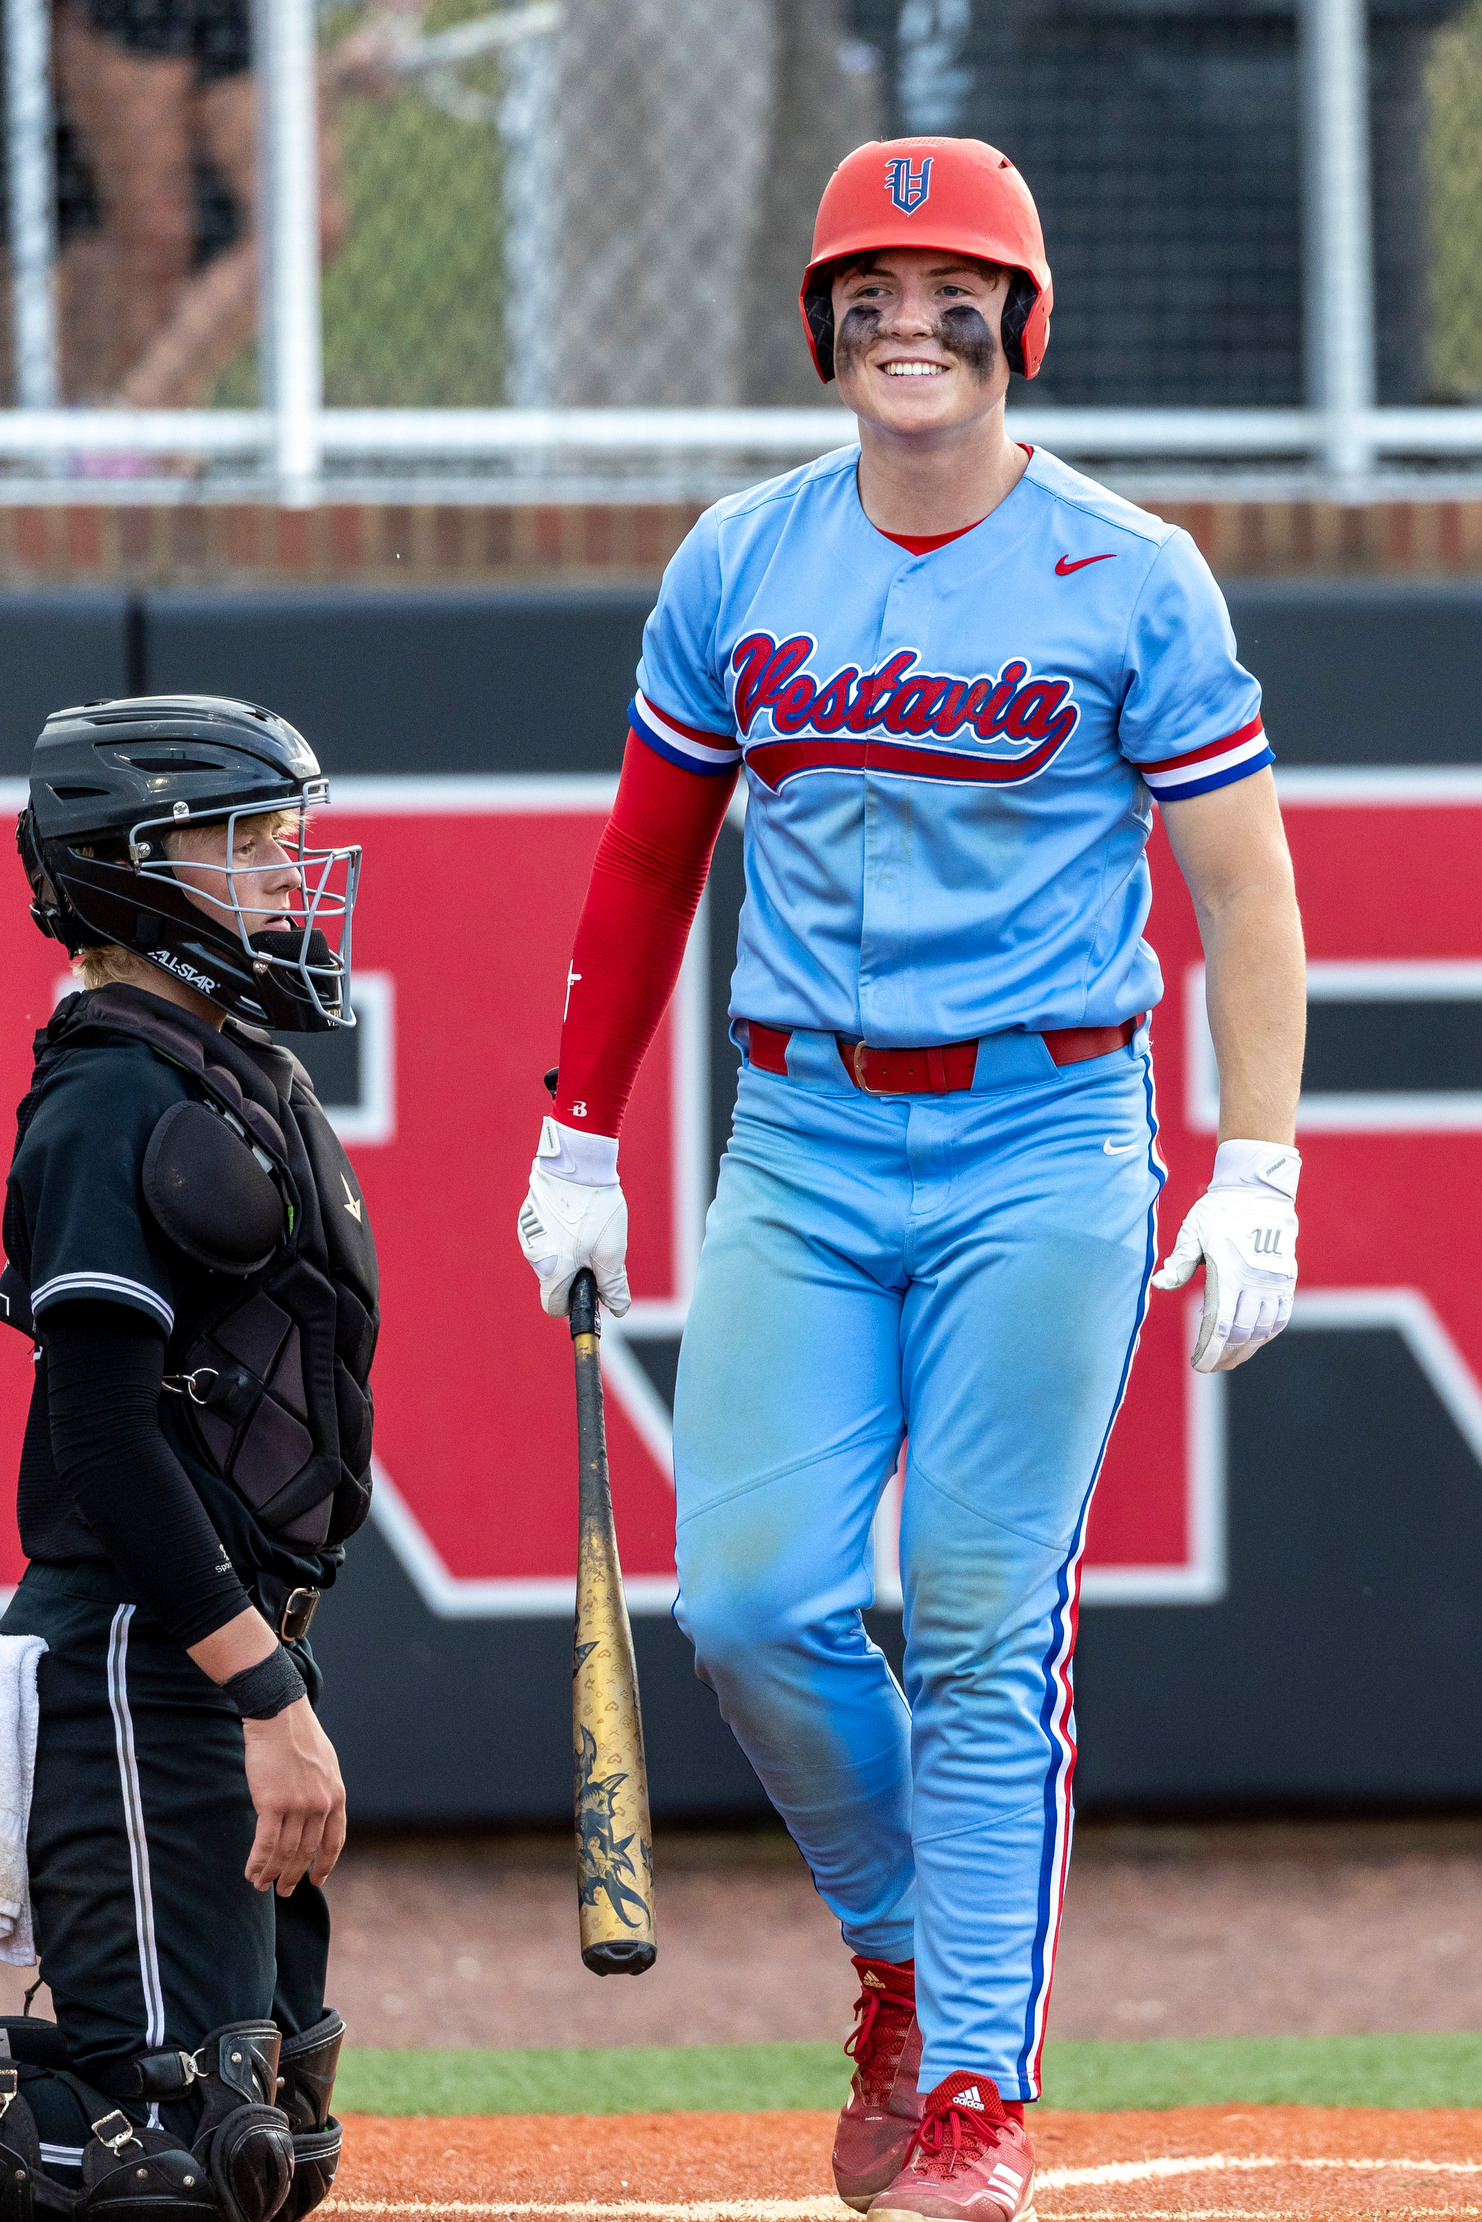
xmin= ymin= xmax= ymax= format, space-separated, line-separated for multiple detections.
xmin=17 ymin=695 xmax=360 ymax=1032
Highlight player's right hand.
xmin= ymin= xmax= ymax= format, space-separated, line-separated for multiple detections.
xmin=518 ymin=1115 xmax=632 ymax=1318
xmin=241 ymin=1698 xmax=346 ymax=1896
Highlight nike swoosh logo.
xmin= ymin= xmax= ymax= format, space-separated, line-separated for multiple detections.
xmin=1103 ymin=1137 xmax=1140 ymax=1155
xmin=1056 ymin=552 xmax=1118 ymax=575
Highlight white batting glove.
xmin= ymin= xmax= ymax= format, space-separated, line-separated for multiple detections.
xmin=517 ymin=1116 xmax=631 ymax=1320
xmin=1151 ymin=1139 xmax=1300 ymax=1374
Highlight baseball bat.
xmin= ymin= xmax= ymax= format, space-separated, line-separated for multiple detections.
xmin=568 ymin=1267 xmax=657 ymax=1976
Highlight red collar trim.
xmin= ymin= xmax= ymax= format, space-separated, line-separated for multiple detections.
xmin=877 ymin=521 xmax=983 ymax=555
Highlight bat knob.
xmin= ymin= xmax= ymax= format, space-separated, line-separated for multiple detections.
xmin=582 ymin=1940 xmax=657 ymax=1977
xmin=569 ymin=1268 xmax=600 ymax=1340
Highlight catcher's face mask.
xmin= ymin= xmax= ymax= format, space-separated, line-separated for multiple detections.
xmin=128 ymin=784 xmax=360 ymax=1030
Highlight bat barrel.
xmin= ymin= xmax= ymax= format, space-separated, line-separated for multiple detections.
xmin=569 ymin=1268 xmax=657 ymax=1976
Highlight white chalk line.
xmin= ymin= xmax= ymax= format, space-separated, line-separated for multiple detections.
xmin=320 ymin=2203 xmax=1482 ymax=2222
xmin=320 ymin=2158 xmax=1482 ymax=2222
xmin=320 ymin=2210 xmax=1482 ymax=2222
xmin=324 ymin=2205 xmax=841 ymax=2219
xmin=1039 ymin=2154 xmax=1482 ymax=2188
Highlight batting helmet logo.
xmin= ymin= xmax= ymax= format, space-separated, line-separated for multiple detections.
xmin=886 ymin=155 xmax=933 ymax=214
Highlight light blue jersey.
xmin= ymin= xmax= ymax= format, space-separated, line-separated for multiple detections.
xmin=632 ymin=443 xmax=1268 ymax=1046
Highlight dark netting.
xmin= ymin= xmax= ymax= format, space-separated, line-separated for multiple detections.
xmin=854 ymin=0 xmax=1472 ymax=409
xmin=854 ymin=0 xmax=1303 ymax=408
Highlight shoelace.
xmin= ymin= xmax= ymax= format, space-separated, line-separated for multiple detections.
xmin=903 ymin=2101 xmax=1007 ymax=2179
xmin=844 ymin=1982 xmax=913 ymax=2105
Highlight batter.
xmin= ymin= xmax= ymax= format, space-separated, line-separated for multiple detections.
xmin=519 ymin=136 xmax=1306 ymax=2222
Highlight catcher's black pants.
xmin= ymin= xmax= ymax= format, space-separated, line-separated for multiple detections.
xmin=0 ymin=1561 xmax=330 ymax=2158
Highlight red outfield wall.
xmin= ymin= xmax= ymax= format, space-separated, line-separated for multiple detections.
xmin=4 ymin=779 xmax=1477 ymax=1626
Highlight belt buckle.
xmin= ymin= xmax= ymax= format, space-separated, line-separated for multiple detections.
xmin=851 ymin=1040 xmax=885 ymax=1095
xmin=280 ymin=1586 xmax=320 ymax=1643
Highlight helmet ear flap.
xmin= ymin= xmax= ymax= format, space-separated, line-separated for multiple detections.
xmin=803 ymin=281 xmax=835 ymax=383
xmin=17 ymin=807 xmax=85 ymax=952
xmin=1000 ymin=270 xmax=1039 ymax=379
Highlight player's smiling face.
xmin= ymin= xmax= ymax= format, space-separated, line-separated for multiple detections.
xmin=829 ymin=249 xmax=1012 ymax=436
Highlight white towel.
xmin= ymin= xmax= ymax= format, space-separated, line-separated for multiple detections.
xmin=0 ymin=1635 xmax=47 ymax=1968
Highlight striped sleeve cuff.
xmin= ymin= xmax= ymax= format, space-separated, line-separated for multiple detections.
xmin=31 ymin=1272 xmax=174 ymax=1333
xmin=1137 ymin=717 xmax=1273 ymax=802
xmin=630 ymin=691 xmax=742 ymax=775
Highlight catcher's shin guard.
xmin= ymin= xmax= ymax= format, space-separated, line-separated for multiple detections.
xmin=0 ymin=2066 xmax=77 ymax=2222
xmin=187 ymin=2026 xmax=293 ymax=2222
xmin=273 ymin=2018 xmax=343 ymax=2222
xmin=81 ymin=2110 xmax=218 ymax=2222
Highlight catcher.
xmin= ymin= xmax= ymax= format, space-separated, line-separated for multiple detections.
xmin=0 ymin=695 xmax=376 ymax=2222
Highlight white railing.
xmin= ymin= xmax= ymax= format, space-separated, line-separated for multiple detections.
xmin=4 ymin=0 xmax=56 ymax=412
xmin=4 ymin=0 xmax=1480 ymax=504
xmin=255 ymin=0 xmax=324 ymax=502
xmin=1303 ymin=0 xmax=1377 ymax=480
xmin=0 ymin=404 xmax=1475 ymax=468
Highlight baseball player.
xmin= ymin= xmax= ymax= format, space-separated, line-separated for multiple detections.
xmin=0 ymin=698 xmax=375 ymax=2222
xmin=519 ymin=137 xmax=1305 ymax=2222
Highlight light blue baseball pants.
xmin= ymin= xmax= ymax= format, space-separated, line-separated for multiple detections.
xmin=671 ymin=1024 xmax=1163 ymax=2098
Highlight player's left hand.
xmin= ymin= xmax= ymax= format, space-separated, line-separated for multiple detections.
xmin=1152 ymin=1139 xmax=1300 ymax=1373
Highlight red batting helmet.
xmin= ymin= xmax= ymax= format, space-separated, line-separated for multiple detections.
xmin=800 ymin=136 xmax=1053 ymax=383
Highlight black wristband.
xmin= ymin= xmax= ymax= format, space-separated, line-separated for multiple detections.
xmin=223 ymin=1644 xmax=307 ymax=1721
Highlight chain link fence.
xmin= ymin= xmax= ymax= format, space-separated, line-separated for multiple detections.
xmin=311 ymin=0 xmax=878 ymax=411
xmin=2 ymin=0 xmax=1482 ymax=482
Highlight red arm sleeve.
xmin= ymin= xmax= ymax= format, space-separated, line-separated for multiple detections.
xmin=554 ymin=730 xmax=737 ymax=1137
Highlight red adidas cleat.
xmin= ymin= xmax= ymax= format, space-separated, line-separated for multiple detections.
xmin=831 ymin=1956 xmax=923 ymax=2212
xmin=868 ymin=2071 xmax=1035 ymax=2222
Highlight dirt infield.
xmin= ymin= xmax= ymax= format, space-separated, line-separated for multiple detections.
xmin=304 ymin=1822 xmax=1482 ymax=2050
xmin=329 ymin=2107 xmax=1482 ymax=2218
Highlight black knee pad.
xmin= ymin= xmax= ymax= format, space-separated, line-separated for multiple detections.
xmin=193 ymin=2111 xmax=291 ymax=2222
xmin=186 ymin=2028 xmax=292 ymax=2222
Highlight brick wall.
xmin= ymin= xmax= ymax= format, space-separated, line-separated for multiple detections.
xmin=0 ymin=496 xmax=1479 ymax=584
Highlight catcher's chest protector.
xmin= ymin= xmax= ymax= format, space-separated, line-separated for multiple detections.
xmin=9 ymin=988 xmax=378 ymax=1550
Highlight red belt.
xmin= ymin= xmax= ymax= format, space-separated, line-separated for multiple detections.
xmin=746 ymin=1017 xmax=1141 ymax=1094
